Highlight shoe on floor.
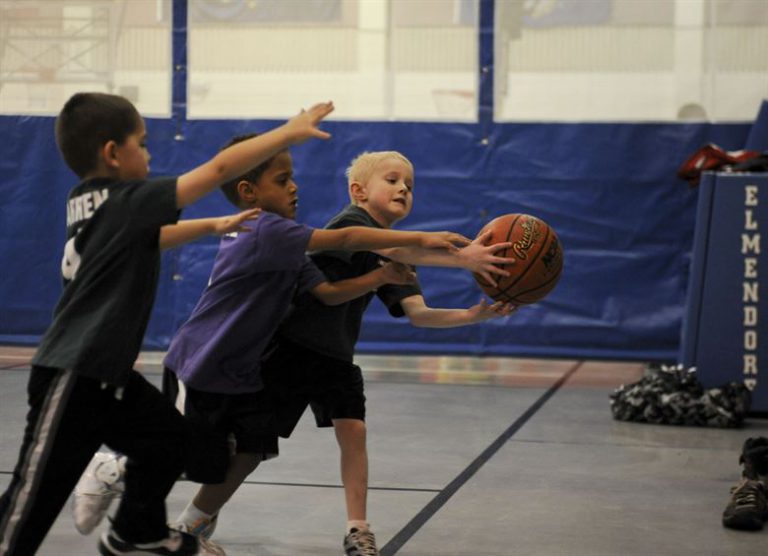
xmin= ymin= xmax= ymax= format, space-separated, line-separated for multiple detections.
xmin=740 ymin=437 xmax=768 ymax=480
xmin=171 ymin=513 xmax=218 ymax=540
xmin=722 ymin=478 xmax=768 ymax=530
xmin=98 ymin=528 xmax=199 ymax=555
xmin=344 ymin=527 xmax=379 ymax=556
xmin=73 ymin=451 xmax=126 ymax=534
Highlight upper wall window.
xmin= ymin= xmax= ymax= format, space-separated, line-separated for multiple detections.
xmin=494 ymin=0 xmax=768 ymax=122
xmin=0 ymin=0 xmax=171 ymax=116
xmin=187 ymin=0 xmax=478 ymax=121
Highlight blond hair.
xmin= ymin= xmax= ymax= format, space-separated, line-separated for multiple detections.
xmin=346 ymin=151 xmax=413 ymax=202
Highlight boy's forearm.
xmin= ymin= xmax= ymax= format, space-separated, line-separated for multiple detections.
xmin=376 ymin=246 xmax=463 ymax=267
xmin=343 ymin=228 xmax=428 ymax=251
xmin=159 ymin=219 xmax=217 ymax=249
xmin=401 ymin=295 xmax=482 ymax=328
xmin=407 ymin=307 xmax=475 ymax=328
xmin=176 ymin=125 xmax=295 ymax=208
xmin=313 ymin=270 xmax=386 ymax=305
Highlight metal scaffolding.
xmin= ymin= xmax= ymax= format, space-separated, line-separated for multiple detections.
xmin=0 ymin=0 xmax=126 ymax=93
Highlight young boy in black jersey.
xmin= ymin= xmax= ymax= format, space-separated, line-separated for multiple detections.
xmin=0 ymin=92 xmax=334 ymax=556
xmin=259 ymin=150 xmax=516 ymax=555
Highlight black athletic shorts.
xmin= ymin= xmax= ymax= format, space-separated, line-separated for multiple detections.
xmin=162 ymin=368 xmax=278 ymax=483
xmin=261 ymin=336 xmax=366 ymax=439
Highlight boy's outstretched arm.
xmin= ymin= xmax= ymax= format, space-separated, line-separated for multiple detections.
xmin=175 ymin=102 xmax=334 ymax=209
xmin=374 ymin=230 xmax=515 ymax=287
xmin=311 ymin=261 xmax=416 ymax=306
xmin=159 ymin=208 xmax=261 ymax=249
xmin=307 ymin=226 xmax=469 ymax=253
xmin=399 ymin=294 xmax=516 ymax=328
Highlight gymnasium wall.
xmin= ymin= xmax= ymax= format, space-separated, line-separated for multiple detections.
xmin=0 ymin=0 xmax=764 ymax=361
xmin=0 ymin=115 xmax=751 ymax=360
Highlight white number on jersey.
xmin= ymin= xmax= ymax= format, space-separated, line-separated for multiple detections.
xmin=61 ymin=235 xmax=81 ymax=281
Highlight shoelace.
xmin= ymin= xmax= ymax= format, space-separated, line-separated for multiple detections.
xmin=731 ymin=479 xmax=766 ymax=508
xmin=348 ymin=529 xmax=378 ymax=556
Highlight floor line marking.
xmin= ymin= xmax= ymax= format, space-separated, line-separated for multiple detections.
xmin=381 ymin=360 xmax=584 ymax=556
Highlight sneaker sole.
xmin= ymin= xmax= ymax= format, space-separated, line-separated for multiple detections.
xmin=723 ymin=515 xmax=766 ymax=531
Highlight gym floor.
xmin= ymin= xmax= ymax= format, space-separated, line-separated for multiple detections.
xmin=1 ymin=345 xmax=767 ymax=556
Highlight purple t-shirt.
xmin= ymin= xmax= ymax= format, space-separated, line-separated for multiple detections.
xmin=164 ymin=212 xmax=325 ymax=393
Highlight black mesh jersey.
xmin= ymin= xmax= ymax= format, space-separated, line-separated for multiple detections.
xmin=277 ymin=204 xmax=421 ymax=362
xmin=32 ymin=177 xmax=178 ymax=386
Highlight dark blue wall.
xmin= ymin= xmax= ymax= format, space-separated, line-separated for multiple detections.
xmin=0 ymin=115 xmax=750 ymax=360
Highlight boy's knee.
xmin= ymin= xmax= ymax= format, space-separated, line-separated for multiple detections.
xmin=333 ymin=418 xmax=367 ymax=444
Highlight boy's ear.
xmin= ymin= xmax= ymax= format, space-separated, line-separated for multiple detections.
xmin=102 ymin=140 xmax=119 ymax=170
xmin=350 ymin=181 xmax=367 ymax=203
xmin=236 ymin=180 xmax=258 ymax=203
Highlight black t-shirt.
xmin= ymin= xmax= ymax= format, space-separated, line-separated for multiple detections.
xmin=32 ymin=176 xmax=178 ymax=386
xmin=277 ymin=204 xmax=421 ymax=362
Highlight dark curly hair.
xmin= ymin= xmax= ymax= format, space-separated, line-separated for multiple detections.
xmin=219 ymin=134 xmax=286 ymax=208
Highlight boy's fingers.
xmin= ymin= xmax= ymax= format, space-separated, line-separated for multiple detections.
xmin=307 ymin=101 xmax=335 ymax=119
xmin=476 ymin=230 xmax=493 ymax=244
xmin=452 ymin=233 xmax=472 ymax=246
xmin=478 ymin=271 xmax=497 ymax=287
xmin=485 ymin=264 xmax=510 ymax=277
xmin=489 ymin=256 xmax=515 ymax=267
xmin=488 ymin=241 xmax=512 ymax=252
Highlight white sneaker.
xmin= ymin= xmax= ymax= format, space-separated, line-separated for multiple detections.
xmin=73 ymin=451 xmax=126 ymax=535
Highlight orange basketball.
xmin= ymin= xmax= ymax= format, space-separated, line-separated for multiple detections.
xmin=473 ymin=213 xmax=564 ymax=305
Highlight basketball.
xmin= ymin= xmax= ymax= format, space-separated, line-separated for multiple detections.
xmin=473 ymin=213 xmax=564 ymax=305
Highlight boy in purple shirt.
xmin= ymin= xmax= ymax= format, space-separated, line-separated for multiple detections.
xmin=163 ymin=136 xmax=472 ymax=537
xmin=167 ymin=151 xmax=517 ymax=554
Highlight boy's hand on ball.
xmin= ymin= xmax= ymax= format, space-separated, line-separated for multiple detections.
xmin=460 ymin=231 xmax=516 ymax=287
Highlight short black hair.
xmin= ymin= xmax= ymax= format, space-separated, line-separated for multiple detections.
xmin=55 ymin=92 xmax=142 ymax=178
xmin=219 ymin=134 xmax=283 ymax=208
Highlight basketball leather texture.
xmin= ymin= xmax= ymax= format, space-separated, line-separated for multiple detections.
xmin=473 ymin=213 xmax=563 ymax=305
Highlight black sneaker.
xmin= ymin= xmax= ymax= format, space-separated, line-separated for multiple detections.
xmin=722 ymin=478 xmax=768 ymax=530
xmin=740 ymin=437 xmax=768 ymax=480
xmin=344 ymin=527 xmax=379 ymax=556
xmin=98 ymin=527 xmax=201 ymax=555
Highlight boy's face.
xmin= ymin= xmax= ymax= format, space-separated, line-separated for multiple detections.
xmin=253 ymin=152 xmax=299 ymax=219
xmin=358 ymin=157 xmax=414 ymax=226
xmin=113 ymin=118 xmax=150 ymax=180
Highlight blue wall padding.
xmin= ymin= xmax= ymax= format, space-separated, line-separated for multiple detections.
xmin=746 ymin=99 xmax=768 ymax=152
xmin=0 ymin=115 xmax=750 ymax=359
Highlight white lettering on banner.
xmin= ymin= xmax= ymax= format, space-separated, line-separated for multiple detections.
xmin=745 ymin=354 xmax=758 ymax=375
xmin=743 ymin=184 xmax=760 ymax=389
xmin=742 ymin=233 xmax=761 ymax=255
xmin=745 ymin=258 xmax=758 ymax=278
xmin=746 ymin=210 xmax=758 ymax=230
xmin=744 ymin=306 xmax=757 ymax=326
xmin=744 ymin=282 xmax=759 ymax=303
